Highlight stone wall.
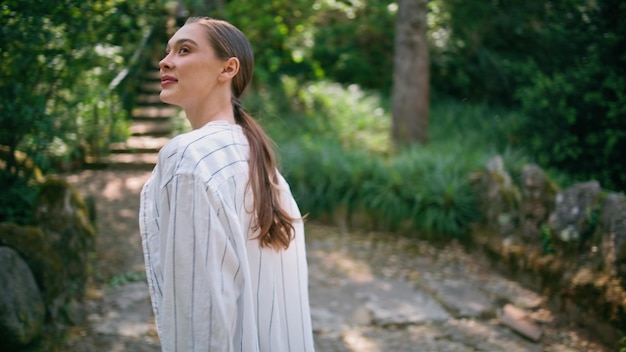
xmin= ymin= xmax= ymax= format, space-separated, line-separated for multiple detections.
xmin=472 ymin=156 xmax=626 ymax=345
xmin=0 ymin=178 xmax=95 ymax=350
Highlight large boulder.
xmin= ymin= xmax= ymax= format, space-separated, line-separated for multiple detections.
xmin=0 ymin=223 xmax=65 ymax=322
xmin=0 ymin=246 xmax=45 ymax=349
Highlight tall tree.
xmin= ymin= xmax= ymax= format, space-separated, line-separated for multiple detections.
xmin=392 ymin=0 xmax=430 ymax=145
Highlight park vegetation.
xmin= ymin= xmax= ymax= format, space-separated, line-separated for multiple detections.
xmin=1 ymin=0 xmax=625 ymax=239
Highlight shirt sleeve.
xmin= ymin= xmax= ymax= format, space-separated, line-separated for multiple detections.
xmin=158 ymin=173 xmax=243 ymax=351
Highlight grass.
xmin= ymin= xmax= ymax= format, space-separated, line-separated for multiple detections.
xmin=238 ymin=78 xmax=541 ymax=238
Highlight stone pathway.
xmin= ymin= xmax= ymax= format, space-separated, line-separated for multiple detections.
xmin=53 ymin=170 xmax=610 ymax=351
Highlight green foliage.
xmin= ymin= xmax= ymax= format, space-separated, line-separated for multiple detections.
xmin=0 ymin=174 xmax=39 ymax=225
xmin=218 ymin=0 xmax=319 ymax=84
xmin=541 ymin=225 xmax=554 ymax=254
xmin=279 ymin=137 xmax=480 ymax=238
xmin=429 ymin=0 xmax=597 ymax=104
xmin=515 ymin=62 xmax=626 ymax=191
xmin=359 ymin=147 xmax=479 ymax=237
xmin=0 ymin=0 xmax=166 ymax=222
xmin=109 ymin=270 xmax=147 ymax=288
xmin=249 ymin=83 xmax=519 ymax=239
xmin=181 ymin=0 xmax=397 ymax=90
xmin=310 ymin=0 xmax=396 ymax=91
xmin=287 ymin=79 xmax=392 ymax=154
xmin=430 ymin=0 xmax=626 ymax=191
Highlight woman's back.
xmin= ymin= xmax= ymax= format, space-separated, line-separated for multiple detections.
xmin=140 ymin=121 xmax=314 ymax=351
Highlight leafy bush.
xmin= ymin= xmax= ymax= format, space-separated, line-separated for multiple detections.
xmin=310 ymin=0 xmax=396 ymax=91
xmin=515 ymin=60 xmax=626 ymax=191
xmin=429 ymin=0 xmax=626 ymax=190
xmin=0 ymin=0 xmax=166 ymax=222
xmin=246 ymin=83 xmax=517 ymax=239
xmin=218 ymin=0 xmax=319 ymax=84
xmin=518 ymin=0 xmax=625 ymax=191
xmin=279 ymin=138 xmax=480 ymax=238
xmin=0 ymin=174 xmax=40 ymax=225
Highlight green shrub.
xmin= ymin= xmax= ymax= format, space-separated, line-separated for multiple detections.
xmin=1 ymin=1 xmax=148 ymax=174
xmin=515 ymin=65 xmax=626 ymax=191
xmin=310 ymin=0 xmax=396 ymax=92
xmin=256 ymin=83 xmax=494 ymax=238
xmin=280 ymin=139 xmax=480 ymax=238
xmin=0 ymin=173 xmax=40 ymax=225
xmin=246 ymin=78 xmax=393 ymax=154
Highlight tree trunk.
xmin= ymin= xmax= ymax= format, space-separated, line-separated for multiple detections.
xmin=392 ymin=0 xmax=430 ymax=146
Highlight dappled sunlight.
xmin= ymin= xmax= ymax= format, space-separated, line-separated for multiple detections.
xmin=65 ymin=170 xmax=150 ymax=202
xmin=117 ymin=208 xmax=136 ymax=219
xmin=320 ymin=251 xmax=375 ymax=283
xmin=102 ymin=173 xmax=148 ymax=201
xmin=344 ymin=329 xmax=382 ymax=352
xmin=115 ymin=321 xmax=154 ymax=339
xmin=65 ymin=170 xmax=152 ymax=281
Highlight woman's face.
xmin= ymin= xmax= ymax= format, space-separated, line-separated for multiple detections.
xmin=159 ymin=23 xmax=225 ymax=108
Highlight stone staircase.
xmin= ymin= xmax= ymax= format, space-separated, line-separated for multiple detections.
xmin=106 ymin=70 xmax=178 ymax=170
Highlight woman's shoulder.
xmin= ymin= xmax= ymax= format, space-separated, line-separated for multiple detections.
xmin=157 ymin=121 xmax=249 ymax=182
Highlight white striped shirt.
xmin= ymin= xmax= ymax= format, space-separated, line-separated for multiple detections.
xmin=139 ymin=120 xmax=315 ymax=351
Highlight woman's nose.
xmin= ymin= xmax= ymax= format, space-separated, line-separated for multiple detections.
xmin=159 ymin=56 xmax=172 ymax=71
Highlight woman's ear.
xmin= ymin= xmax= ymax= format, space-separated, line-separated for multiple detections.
xmin=219 ymin=57 xmax=239 ymax=81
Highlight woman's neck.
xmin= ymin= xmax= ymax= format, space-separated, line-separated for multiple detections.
xmin=183 ymin=92 xmax=236 ymax=129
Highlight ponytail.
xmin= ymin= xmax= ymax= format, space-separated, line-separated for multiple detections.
xmin=232 ymin=97 xmax=296 ymax=251
xmin=188 ymin=17 xmax=296 ymax=250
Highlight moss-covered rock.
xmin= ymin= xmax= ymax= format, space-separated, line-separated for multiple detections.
xmin=548 ymin=181 xmax=602 ymax=249
xmin=34 ymin=178 xmax=95 ymax=300
xmin=0 ymin=177 xmax=95 ymax=326
xmin=0 ymin=246 xmax=45 ymax=349
xmin=0 ymin=223 xmax=64 ymax=321
xmin=472 ymin=157 xmax=626 ymax=346
xmin=473 ymin=155 xmax=521 ymax=237
xmin=519 ymin=164 xmax=559 ymax=242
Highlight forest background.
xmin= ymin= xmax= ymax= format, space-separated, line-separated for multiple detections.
xmin=1 ymin=0 xmax=625 ymax=238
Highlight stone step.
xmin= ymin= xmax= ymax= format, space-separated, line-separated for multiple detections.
xmin=141 ymin=82 xmax=162 ymax=93
xmin=96 ymin=153 xmax=158 ymax=170
xmin=109 ymin=136 xmax=170 ymax=153
xmin=136 ymin=94 xmax=163 ymax=105
xmin=132 ymin=106 xmax=178 ymax=119
xmin=129 ymin=120 xmax=172 ymax=136
xmin=144 ymin=70 xmax=161 ymax=80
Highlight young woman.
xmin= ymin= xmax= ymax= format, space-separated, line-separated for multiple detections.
xmin=139 ymin=17 xmax=314 ymax=351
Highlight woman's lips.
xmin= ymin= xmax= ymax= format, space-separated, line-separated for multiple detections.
xmin=161 ymin=75 xmax=178 ymax=86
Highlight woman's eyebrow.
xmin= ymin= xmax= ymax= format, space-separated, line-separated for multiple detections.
xmin=166 ymin=38 xmax=199 ymax=49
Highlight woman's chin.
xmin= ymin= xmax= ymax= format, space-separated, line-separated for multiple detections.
xmin=159 ymin=91 xmax=176 ymax=105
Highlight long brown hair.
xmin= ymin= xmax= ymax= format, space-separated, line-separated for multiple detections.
xmin=187 ymin=17 xmax=296 ymax=250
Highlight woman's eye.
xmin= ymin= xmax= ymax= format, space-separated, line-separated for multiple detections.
xmin=179 ymin=47 xmax=190 ymax=54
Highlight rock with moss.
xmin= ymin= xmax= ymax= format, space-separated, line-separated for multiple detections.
xmin=0 ymin=178 xmax=95 ymax=326
xmin=473 ymin=156 xmax=521 ymax=237
xmin=34 ymin=178 xmax=95 ymax=300
xmin=518 ymin=164 xmax=559 ymax=242
xmin=597 ymin=193 xmax=626 ymax=286
xmin=548 ymin=181 xmax=602 ymax=252
xmin=0 ymin=246 xmax=45 ymax=349
xmin=0 ymin=223 xmax=65 ymax=321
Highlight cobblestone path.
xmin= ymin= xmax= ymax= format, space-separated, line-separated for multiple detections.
xmin=56 ymin=170 xmax=609 ymax=352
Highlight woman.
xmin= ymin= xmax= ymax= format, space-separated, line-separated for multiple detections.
xmin=139 ymin=17 xmax=315 ymax=351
